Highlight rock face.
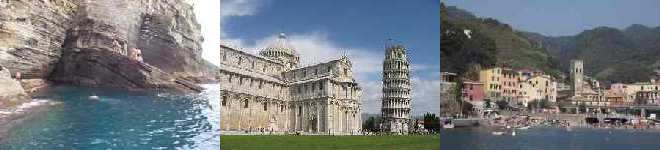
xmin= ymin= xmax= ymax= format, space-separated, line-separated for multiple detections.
xmin=0 ymin=66 xmax=28 ymax=108
xmin=0 ymin=0 xmax=212 ymax=92
xmin=73 ymin=0 xmax=207 ymax=74
xmin=0 ymin=0 xmax=77 ymax=79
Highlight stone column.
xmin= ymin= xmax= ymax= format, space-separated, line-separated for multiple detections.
xmin=316 ymin=102 xmax=320 ymax=133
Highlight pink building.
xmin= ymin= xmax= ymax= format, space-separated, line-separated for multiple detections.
xmin=462 ymin=81 xmax=485 ymax=102
xmin=500 ymin=68 xmax=519 ymax=102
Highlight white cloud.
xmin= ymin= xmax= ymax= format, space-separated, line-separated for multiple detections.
xmin=410 ymin=77 xmax=441 ymax=116
xmin=192 ymin=0 xmax=221 ymax=66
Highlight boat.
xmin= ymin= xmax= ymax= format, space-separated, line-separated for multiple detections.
xmin=518 ymin=126 xmax=530 ymax=130
xmin=89 ymin=95 xmax=100 ymax=100
xmin=512 ymin=130 xmax=516 ymax=136
xmin=443 ymin=119 xmax=455 ymax=129
xmin=443 ymin=123 xmax=455 ymax=129
xmin=492 ymin=131 xmax=504 ymax=135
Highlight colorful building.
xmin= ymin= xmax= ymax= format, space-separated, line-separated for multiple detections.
xmin=479 ymin=67 xmax=502 ymax=100
xmin=500 ymin=68 xmax=519 ymax=105
xmin=462 ymin=81 xmax=485 ymax=103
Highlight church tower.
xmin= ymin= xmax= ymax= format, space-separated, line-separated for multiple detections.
xmin=259 ymin=33 xmax=300 ymax=70
xmin=381 ymin=40 xmax=412 ymax=134
xmin=570 ymin=60 xmax=583 ymax=97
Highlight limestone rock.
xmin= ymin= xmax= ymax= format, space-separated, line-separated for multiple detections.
xmin=1 ymin=0 xmax=214 ymax=93
xmin=0 ymin=0 xmax=77 ymax=79
xmin=51 ymin=47 xmax=202 ymax=93
xmin=0 ymin=66 xmax=29 ymax=108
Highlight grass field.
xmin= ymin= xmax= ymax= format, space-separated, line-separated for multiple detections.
xmin=220 ymin=135 xmax=439 ymax=150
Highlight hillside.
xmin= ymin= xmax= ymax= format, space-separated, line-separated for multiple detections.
xmin=528 ymin=25 xmax=660 ymax=84
xmin=441 ymin=4 xmax=560 ymax=79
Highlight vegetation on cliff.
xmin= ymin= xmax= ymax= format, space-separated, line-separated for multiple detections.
xmin=441 ymin=3 xmax=560 ymax=79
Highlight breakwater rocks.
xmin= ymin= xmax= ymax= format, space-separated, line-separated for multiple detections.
xmin=0 ymin=0 xmax=213 ymax=93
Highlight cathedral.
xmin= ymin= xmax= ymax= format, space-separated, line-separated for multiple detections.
xmin=218 ymin=33 xmax=362 ymax=135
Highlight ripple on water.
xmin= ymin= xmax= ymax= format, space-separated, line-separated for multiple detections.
xmin=1 ymin=84 xmax=221 ymax=149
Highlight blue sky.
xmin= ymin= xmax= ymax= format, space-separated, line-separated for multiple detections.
xmin=445 ymin=0 xmax=660 ymax=36
xmin=220 ymin=0 xmax=440 ymax=115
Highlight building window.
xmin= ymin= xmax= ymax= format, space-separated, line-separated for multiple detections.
xmin=244 ymin=100 xmax=249 ymax=108
xmin=263 ymin=103 xmax=268 ymax=111
xmin=280 ymin=105 xmax=284 ymax=112
xmin=258 ymin=81 xmax=263 ymax=89
xmin=298 ymin=106 xmax=302 ymax=116
xmin=315 ymin=69 xmax=318 ymax=75
xmin=222 ymin=96 xmax=227 ymax=106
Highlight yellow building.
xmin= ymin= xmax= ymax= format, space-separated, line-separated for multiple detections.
xmin=479 ymin=67 xmax=502 ymax=100
xmin=516 ymin=75 xmax=556 ymax=108
xmin=530 ymin=75 xmax=557 ymax=103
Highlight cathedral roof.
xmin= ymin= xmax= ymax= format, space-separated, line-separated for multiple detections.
xmin=262 ymin=33 xmax=299 ymax=56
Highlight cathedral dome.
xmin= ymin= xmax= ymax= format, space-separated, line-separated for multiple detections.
xmin=262 ymin=33 xmax=298 ymax=55
xmin=259 ymin=33 xmax=300 ymax=69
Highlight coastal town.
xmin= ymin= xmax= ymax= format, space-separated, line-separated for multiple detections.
xmin=441 ymin=59 xmax=660 ymax=131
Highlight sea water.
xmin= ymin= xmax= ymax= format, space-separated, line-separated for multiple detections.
xmin=0 ymin=84 xmax=220 ymax=149
xmin=441 ymin=127 xmax=660 ymax=150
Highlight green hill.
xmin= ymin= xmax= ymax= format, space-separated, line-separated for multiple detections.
xmin=441 ymin=4 xmax=560 ymax=78
xmin=529 ymin=25 xmax=660 ymax=85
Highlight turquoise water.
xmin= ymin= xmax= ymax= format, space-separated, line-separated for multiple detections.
xmin=0 ymin=84 xmax=220 ymax=149
xmin=441 ymin=127 xmax=660 ymax=150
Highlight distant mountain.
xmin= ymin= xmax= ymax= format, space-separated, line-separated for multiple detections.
xmin=441 ymin=4 xmax=560 ymax=79
xmin=442 ymin=3 xmax=660 ymax=85
xmin=528 ymin=24 xmax=660 ymax=85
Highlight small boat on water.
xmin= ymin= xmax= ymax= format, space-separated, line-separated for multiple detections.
xmin=518 ymin=126 xmax=530 ymax=130
xmin=443 ymin=123 xmax=455 ymax=129
xmin=512 ymin=130 xmax=516 ymax=136
xmin=443 ymin=119 xmax=455 ymax=129
xmin=492 ymin=131 xmax=505 ymax=135
xmin=89 ymin=95 xmax=100 ymax=100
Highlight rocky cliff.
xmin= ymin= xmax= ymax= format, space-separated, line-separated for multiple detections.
xmin=0 ymin=66 xmax=28 ymax=107
xmin=0 ymin=0 xmax=213 ymax=93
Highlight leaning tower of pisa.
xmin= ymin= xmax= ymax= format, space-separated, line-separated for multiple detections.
xmin=381 ymin=41 xmax=412 ymax=134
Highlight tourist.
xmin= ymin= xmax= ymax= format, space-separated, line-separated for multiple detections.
xmin=129 ymin=48 xmax=144 ymax=63
xmin=15 ymin=72 xmax=21 ymax=80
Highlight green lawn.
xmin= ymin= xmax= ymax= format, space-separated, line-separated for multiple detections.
xmin=220 ymin=135 xmax=439 ymax=150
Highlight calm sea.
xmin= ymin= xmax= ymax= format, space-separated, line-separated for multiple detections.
xmin=441 ymin=127 xmax=660 ymax=150
xmin=0 ymin=84 xmax=220 ymax=149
